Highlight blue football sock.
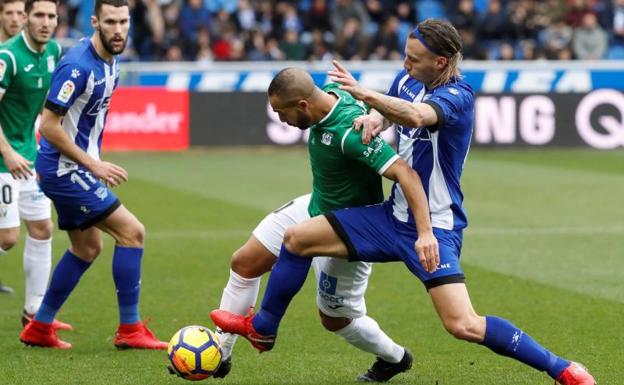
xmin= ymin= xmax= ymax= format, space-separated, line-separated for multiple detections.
xmin=252 ymin=245 xmax=312 ymax=335
xmin=482 ymin=316 xmax=570 ymax=379
xmin=112 ymin=246 xmax=143 ymax=324
xmin=35 ymin=250 xmax=92 ymax=324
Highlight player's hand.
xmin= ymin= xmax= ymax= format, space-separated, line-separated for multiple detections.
xmin=353 ymin=115 xmax=384 ymax=144
xmin=4 ymin=150 xmax=33 ymax=179
xmin=414 ymin=230 xmax=440 ymax=273
xmin=327 ymin=60 xmax=371 ymax=101
xmin=91 ymin=160 xmax=128 ymax=187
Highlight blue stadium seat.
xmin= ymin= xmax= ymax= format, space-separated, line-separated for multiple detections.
xmin=607 ymin=45 xmax=624 ymax=59
xmin=417 ymin=0 xmax=446 ymax=22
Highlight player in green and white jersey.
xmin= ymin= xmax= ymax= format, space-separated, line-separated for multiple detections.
xmin=0 ymin=0 xmax=70 ymax=330
xmin=0 ymin=0 xmax=25 ymax=43
xmin=0 ymin=0 xmax=25 ymax=293
xmin=213 ymin=68 xmax=434 ymax=382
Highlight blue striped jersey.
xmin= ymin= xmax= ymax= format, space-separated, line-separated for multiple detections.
xmin=38 ymin=38 xmax=119 ymax=176
xmin=386 ymin=69 xmax=474 ymax=231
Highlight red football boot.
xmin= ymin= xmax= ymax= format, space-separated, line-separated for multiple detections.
xmin=210 ymin=309 xmax=275 ymax=352
xmin=19 ymin=319 xmax=72 ymax=349
xmin=114 ymin=320 xmax=168 ymax=350
xmin=556 ymin=362 xmax=596 ymax=385
xmin=22 ymin=310 xmax=73 ymax=331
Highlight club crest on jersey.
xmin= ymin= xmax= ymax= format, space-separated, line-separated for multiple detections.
xmin=321 ymin=132 xmax=333 ymax=146
xmin=0 ymin=59 xmax=6 ymax=82
xmin=47 ymin=55 xmax=55 ymax=72
xmin=57 ymin=80 xmax=75 ymax=103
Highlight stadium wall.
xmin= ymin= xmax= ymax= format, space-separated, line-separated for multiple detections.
xmin=102 ymin=61 xmax=624 ymax=150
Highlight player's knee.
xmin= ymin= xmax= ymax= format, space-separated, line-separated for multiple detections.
xmin=319 ymin=310 xmax=351 ymax=332
xmin=116 ymin=220 xmax=145 ymax=247
xmin=283 ymin=226 xmax=305 ymax=255
xmin=0 ymin=230 xmax=20 ymax=251
xmin=442 ymin=316 xmax=482 ymax=342
xmin=73 ymin=240 xmax=103 ymax=262
xmin=231 ymin=247 xmax=270 ymax=278
xmin=28 ymin=220 xmax=54 ymax=240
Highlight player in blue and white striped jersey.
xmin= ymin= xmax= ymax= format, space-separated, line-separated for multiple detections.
xmin=212 ymin=19 xmax=595 ymax=385
xmin=19 ymin=0 xmax=168 ymax=351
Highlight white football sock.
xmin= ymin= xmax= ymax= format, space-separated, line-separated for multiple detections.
xmin=334 ymin=315 xmax=405 ymax=363
xmin=216 ymin=269 xmax=261 ymax=358
xmin=23 ymin=236 xmax=52 ymax=315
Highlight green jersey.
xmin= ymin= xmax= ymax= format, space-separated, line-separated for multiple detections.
xmin=0 ymin=32 xmax=61 ymax=172
xmin=307 ymin=83 xmax=399 ymax=217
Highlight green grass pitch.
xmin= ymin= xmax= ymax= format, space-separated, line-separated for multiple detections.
xmin=0 ymin=148 xmax=622 ymax=384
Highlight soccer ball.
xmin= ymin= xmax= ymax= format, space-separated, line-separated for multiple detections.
xmin=167 ymin=325 xmax=222 ymax=381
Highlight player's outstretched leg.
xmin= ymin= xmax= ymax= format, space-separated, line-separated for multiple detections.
xmin=214 ymin=237 xmax=269 ymax=376
xmin=211 ymin=243 xmax=312 ymax=352
xmin=19 ymin=249 xmax=92 ymax=348
xmin=429 ymin=283 xmax=596 ymax=384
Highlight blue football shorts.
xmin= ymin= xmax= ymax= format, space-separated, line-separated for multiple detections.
xmin=325 ymin=202 xmax=465 ymax=290
xmin=37 ymin=167 xmax=120 ymax=231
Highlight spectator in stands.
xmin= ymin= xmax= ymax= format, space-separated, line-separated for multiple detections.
xmin=565 ymin=0 xmax=595 ymax=28
xmin=336 ymin=16 xmax=368 ymax=60
xmin=450 ymin=0 xmax=478 ymax=32
xmin=132 ymin=0 xmax=164 ymax=60
xmin=235 ymin=0 xmax=256 ymax=32
xmin=478 ymin=0 xmax=509 ymax=41
xmin=573 ymin=11 xmax=608 ymax=59
xmin=279 ymin=29 xmax=306 ymax=60
xmin=331 ymin=0 xmax=370 ymax=40
xmin=542 ymin=17 xmax=573 ymax=59
xmin=460 ymin=28 xmax=487 ymax=59
xmin=180 ymin=0 xmax=211 ymax=44
xmin=303 ymin=0 xmax=332 ymax=32
xmin=369 ymin=15 xmax=401 ymax=60
xmin=605 ymin=0 xmax=624 ymax=45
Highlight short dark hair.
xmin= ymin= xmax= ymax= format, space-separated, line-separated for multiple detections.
xmin=25 ymin=0 xmax=57 ymax=14
xmin=1 ymin=0 xmax=25 ymax=11
xmin=94 ymin=0 xmax=128 ymax=18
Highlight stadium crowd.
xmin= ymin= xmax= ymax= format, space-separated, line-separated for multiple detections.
xmin=26 ymin=0 xmax=624 ymax=61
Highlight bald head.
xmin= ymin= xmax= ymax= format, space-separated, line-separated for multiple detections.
xmin=268 ymin=67 xmax=316 ymax=103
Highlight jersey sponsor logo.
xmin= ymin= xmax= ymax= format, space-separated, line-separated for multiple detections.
xmin=87 ymin=96 xmax=111 ymax=116
xmin=321 ymin=132 xmax=333 ymax=146
xmin=24 ymin=64 xmax=34 ymax=72
xmin=319 ymin=272 xmax=337 ymax=295
xmin=0 ymin=59 xmax=6 ymax=81
xmin=57 ymin=80 xmax=75 ymax=103
xmin=448 ymin=88 xmax=459 ymax=95
xmin=47 ymin=55 xmax=55 ymax=72
xmin=71 ymin=68 xmax=80 ymax=79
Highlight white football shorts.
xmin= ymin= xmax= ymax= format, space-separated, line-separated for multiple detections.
xmin=0 ymin=172 xmax=51 ymax=229
xmin=252 ymin=194 xmax=371 ymax=319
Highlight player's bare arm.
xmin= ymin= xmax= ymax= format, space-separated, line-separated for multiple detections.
xmin=382 ymin=158 xmax=439 ymax=273
xmin=39 ymin=108 xmax=128 ymax=187
xmin=0 ymin=93 xmax=33 ymax=179
xmin=329 ymin=60 xmax=438 ymax=130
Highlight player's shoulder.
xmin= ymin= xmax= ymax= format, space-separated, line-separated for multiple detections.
xmin=57 ymin=39 xmax=94 ymax=72
xmin=434 ymin=77 xmax=474 ymax=98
